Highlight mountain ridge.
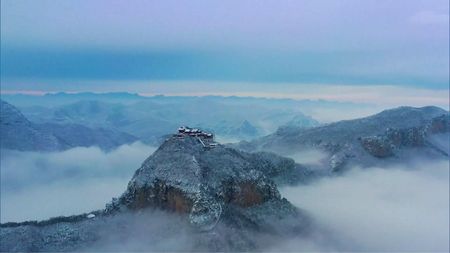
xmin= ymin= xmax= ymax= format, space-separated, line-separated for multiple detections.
xmin=235 ymin=106 xmax=449 ymax=171
xmin=0 ymin=100 xmax=138 ymax=151
xmin=17 ymin=98 xmax=320 ymax=143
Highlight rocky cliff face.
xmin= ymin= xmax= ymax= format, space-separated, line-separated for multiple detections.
xmin=0 ymin=135 xmax=311 ymax=251
xmin=360 ymin=114 xmax=449 ymax=158
xmin=107 ymin=135 xmax=303 ymax=231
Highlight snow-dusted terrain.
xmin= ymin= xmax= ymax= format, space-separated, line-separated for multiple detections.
xmin=1 ymin=134 xmax=311 ymax=251
xmin=235 ymin=106 xmax=449 ymax=171
xmin=1 ymin=102 xmax=448 ymax=251
xmin=1 ymin=100 xmax=137 ymax=151
xmin=3 ymin=93 xmax=323 ymax=143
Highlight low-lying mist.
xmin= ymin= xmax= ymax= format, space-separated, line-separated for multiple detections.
xmin=280 ymin=159 xmax=449 ymax=252
xmin=284 ymin=149 xmax=329 ymax=167
xmin=1 ymin=142 xmax=448 ymax=252
xmin=84 ymin=210 xmax=197 ymax=252
xmin=0 ymin=142 xmax=157 ymax=222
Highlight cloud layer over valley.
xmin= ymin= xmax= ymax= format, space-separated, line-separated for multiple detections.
xmin=1 ymin=140 xmax=448 ymax=252
xmin=280 ymin=159 xmax=449 ymax=251
xmin=1 ymin=142 xmax=156 ymax=222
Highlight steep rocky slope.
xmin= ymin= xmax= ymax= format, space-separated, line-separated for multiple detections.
xmin=1 ymin=100 xmax=65 ymax=151
xmin=1 ymin=100 xmax=137 ymax=151
xmin=236 ymin=106 xmax=449 ymax=171
xmin=0 ymin=135 xmax=311 ymax=251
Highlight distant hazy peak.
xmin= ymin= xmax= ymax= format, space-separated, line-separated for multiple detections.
xmin=372 ymin=105 xmax=446 ymax=118
xmin=1 ymin=99 xmax=24 ymax=116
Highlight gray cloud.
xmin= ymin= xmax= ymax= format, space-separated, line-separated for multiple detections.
xmin=284 ymin=149 xmax=329 ymax=167
xmin=1 ymin=141 xmax=448 ymax=251
xmin=1 ymin=1 xmax=448 ymax=89
xmin=410 ymin=10 xmax=449 ymax=25
xmin=280 ymin=159 xmax=449 ymax=251
xmin=0 ymin=142 xmax=156 ymax=222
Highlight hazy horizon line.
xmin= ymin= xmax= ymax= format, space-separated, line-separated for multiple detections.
xmin=1 ymin=82 xmax=448 ymax=109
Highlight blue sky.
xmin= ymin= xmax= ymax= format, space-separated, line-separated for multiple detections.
xmin=1 ymin=0 xmax=449 ymax=95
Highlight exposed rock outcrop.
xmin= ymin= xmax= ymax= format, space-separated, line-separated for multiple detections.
xmin=360 ymin=114 xmax=449 ymax=158
xmin=108 ymin=136 xmax=295 ymax=231
xmin=1 ymin=134 xmax=310 ymax=251
xmin=235 ymin=106 xmax=449 ymax=172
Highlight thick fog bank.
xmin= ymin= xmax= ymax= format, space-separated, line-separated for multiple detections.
xmin=1 ymin=142 xmax=156 ymax=222
xmin=1 ymin=142 xmax=448 ymax=251
xmin=280 ymin=159 xmax=449 ymax=252
xmin=285 ymin=149 xmax=328 ymax=167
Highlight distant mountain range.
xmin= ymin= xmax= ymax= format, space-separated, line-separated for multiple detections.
xmin=2 ymin=105 xmax=449 ymax=251
xmin=0 ymin=100 xmax=137 ymax=151
xmin=235 ymin=106 xmax=449 ymax=172
xmin=2 ymin=94 xmax=448 ymax=172
xmin=12 ymin=97 xmax=319 ymax=143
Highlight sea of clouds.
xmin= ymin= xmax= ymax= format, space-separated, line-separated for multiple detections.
xmin=280 ymin=159 xmax=449 ymax=252
xmin=0 ymin=142 xmax=156 ymax=222
xmin=1 ymin=142 xmax=448 ymax=251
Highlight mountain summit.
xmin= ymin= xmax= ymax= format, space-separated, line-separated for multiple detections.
xmin=111 ymin=132 xmax=302 ymax=231
xmin=1 ymin=128 xmax=310 ymax=251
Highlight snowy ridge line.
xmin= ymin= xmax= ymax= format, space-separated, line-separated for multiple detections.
xmin=0 ymin=210 xmax=104 ymax=228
